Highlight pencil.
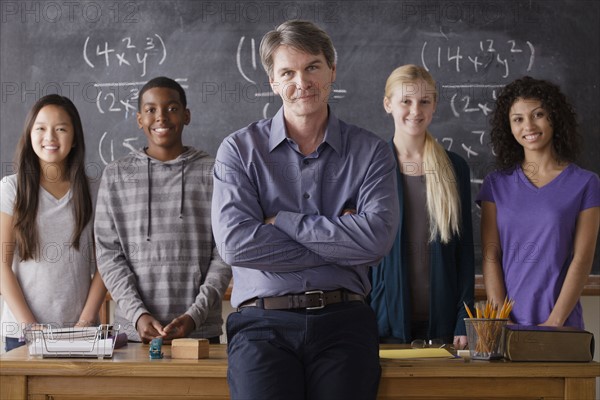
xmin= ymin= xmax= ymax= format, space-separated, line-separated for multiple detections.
xmin=464 ymin=302 xmax=474 ymax=319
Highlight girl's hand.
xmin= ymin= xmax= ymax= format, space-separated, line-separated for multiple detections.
xmin=539 ymin=319 xmax=562 ymax=327
xmin=453 ymin=335 xmax=468 ymax=350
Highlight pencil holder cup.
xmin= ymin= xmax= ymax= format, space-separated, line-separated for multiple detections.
xmin=464 ymin=318 xmax=508 ymax=360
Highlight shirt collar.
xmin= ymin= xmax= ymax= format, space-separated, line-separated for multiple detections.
xmin=268 ymin=107 xmax=287 ymax=152
xmin=268 ymin=106 xmax=342 ymax=156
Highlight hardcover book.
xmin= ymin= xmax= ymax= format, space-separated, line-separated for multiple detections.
xmin=503 ymin=325 xmax=594 ymax=362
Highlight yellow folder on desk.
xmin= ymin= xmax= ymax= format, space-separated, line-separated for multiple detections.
xmin=379 ymin=348 xmax=454 ymax=359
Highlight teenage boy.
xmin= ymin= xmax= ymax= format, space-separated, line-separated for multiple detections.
xmin=95 ymin=77 xmax=231 ymax=343
xmin=212 ymin=21 xmax=399 ymax=399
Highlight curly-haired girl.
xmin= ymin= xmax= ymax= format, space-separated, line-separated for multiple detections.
xmin=477 ymin=76 xmax=599 ymax=329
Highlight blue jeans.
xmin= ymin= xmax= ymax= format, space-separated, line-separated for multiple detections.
xmin=4 ymin=337 xmax=25 ymax=352
xmin=227 ymin=302 xmax=381 ymax=400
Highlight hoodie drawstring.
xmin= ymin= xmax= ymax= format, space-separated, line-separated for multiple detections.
xmin=180 ymin=159 xmax=185 ymax=219
xmin=147 ymin=158 xmax=152 ymax=241
xmin=146 ymin=156 xmax=186 ymax=240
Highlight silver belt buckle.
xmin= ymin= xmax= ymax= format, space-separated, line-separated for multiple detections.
xmin=305 ymin=290 xmax=325 ymax=310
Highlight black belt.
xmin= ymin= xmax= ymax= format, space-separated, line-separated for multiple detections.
xmin=238 ymin=289 xmax=364 ymax=311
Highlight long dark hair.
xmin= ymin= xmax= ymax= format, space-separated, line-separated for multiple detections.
xmin=490 ymin=76 xmax=580 ymax=170
xmin=13 ymin=94 xmax=92 ymax=261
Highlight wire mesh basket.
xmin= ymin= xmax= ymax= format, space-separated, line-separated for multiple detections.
xmin=24 ymin=324 xmax=120 ymax=358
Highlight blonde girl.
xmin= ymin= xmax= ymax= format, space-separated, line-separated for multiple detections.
xmin=370 ymin=65 xmax=474 ymax=350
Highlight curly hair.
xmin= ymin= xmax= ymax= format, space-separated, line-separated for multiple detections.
xmin=490 ymin=76 xmax=580 ymax=170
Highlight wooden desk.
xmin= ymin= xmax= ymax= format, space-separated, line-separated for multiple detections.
xmin=1 ymin=344 xmax=599 ymax=399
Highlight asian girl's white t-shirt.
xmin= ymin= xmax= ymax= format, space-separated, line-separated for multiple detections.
xmin=0 ymin=174 xmax=95 ymax=339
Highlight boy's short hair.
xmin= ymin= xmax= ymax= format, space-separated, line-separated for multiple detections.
xmin=260 ymin=20 xmax=335 ymax=79
xmin=138 ymin=76 xmax=187 ymax=110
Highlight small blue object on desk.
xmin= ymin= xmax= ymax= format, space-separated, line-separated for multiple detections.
xmin=149 ymin=338 xmax=163 ymax=359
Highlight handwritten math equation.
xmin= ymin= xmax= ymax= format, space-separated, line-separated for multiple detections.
xmin=421 ymin=39 xmax=534 ymax=78
xmin=83 ymin=34 xmax=189 ymax=165
xmin=83 ymin=34 xmax=167 ymax=78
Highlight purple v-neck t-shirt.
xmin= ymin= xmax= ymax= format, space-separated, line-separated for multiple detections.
xmin=477 ymin=164 xmax=600 ymax=328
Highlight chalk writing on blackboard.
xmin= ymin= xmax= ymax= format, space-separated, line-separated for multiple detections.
xmin=449 ymin=92 xmax=498 ymax=118
xmin=83 ymin=34 xmax=167 ymax=78
xmin=237 ymin=36 xmax=258 ymax=85
xmin=421 ymin=39 xmax=534 ymax=77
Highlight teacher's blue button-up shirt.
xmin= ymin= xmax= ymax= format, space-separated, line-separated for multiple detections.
xmin=212 ymin=106 xmax=399 ymax=307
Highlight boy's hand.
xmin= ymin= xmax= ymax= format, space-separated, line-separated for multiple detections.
xmin=136 ymin=313 xmax=165 ymax=343
xmin=162 ymin=314 xmax=196 ymax=340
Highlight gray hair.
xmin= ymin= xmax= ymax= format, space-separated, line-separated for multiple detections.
xmin=259 ymin=20 xmax=335 ymax=79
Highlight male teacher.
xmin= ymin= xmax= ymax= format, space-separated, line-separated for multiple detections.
xmin=212 ymin=20 xmax=399 ymax=400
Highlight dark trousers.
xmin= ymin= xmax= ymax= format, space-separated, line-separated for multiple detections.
xmin=4 ymin=337 xmax=25 ymax=352
xmin=226 ymin=302 xmax=381 ymax=400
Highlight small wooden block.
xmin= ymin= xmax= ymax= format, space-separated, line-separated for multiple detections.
xmin=171 ymin=338 xmax=209 ymax=359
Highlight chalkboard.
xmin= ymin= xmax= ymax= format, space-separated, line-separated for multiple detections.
xmin=1 ymin=0 xmax=599 ymax=275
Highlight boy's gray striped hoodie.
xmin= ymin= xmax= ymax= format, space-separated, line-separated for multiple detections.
xmin=94 ymin=147 xmax=231 ymax=341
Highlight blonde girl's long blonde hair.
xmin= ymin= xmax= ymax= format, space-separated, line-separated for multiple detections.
xmin=384 ymin=64 xmax=461 ymax=243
